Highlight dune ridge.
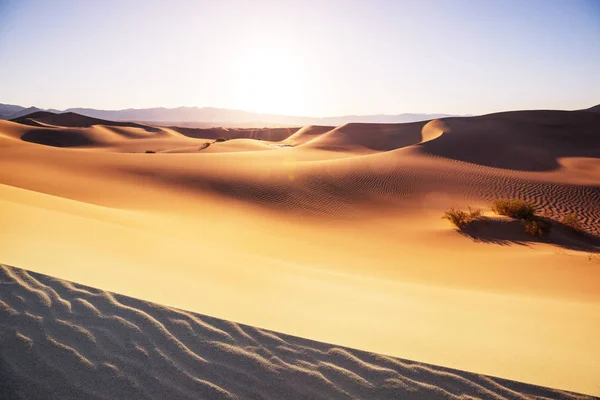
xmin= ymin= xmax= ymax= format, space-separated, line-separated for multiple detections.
xmin=11 ymin=111 xmax=159 ymax=130
xmin=0 ymin=264 xmax=593 ymax=400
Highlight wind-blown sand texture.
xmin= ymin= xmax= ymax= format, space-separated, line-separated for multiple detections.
xmin=0 ymin=265 xmax=594 ymax=400
xmin=1 ymin=109 xmax=599 ymax=396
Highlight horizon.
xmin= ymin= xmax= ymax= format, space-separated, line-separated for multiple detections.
xmin=4 ymin=101 xmax=598 ymax=121
xmin=1 ymin=0 xmax=599 ymax=116
xmin=3 ymin=101 xmax=463 ymax=119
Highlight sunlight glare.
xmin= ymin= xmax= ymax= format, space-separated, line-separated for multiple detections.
xmin=227 ymin=37 xmax=311 ymax=115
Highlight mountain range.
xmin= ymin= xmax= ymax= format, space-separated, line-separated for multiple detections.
xmin=0 ymin=103 xmax=458 ymax=128
xmin=3 ymin=103 xmax=598 ymax=128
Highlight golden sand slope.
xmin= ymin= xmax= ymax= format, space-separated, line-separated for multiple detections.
xmin=0 ymin=265 xmax=593 ymax=400
xmin=1 ymin=111 xmax=599 ymax=396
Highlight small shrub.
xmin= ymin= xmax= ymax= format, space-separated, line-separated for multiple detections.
xmin=561 ymin=212 xmax=582 ymax=232
xmin=199 ymin=142 xmax=211 ymax=150
xmin=443 ymin=207 xmax=481 ymax=228
xmin=468 ymin=207 xmax=482 ymax=219
xmin=522 ymin=217 xmax=551 ymax=237
xmin=491 ymin=198 xmax=536 ymax=219
xmin=215 ymin=137 xmax=226 ymax=142
xmin=145 ymin=150 xmax=156 ymax=153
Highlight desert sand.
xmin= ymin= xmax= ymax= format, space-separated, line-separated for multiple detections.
xmin=1 ymin=109 xmax=599 ymax=398
xmin=1 ymin=264 xmax=594 ymax=400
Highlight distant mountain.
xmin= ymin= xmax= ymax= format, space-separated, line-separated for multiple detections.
xmin=0 ymin=103 xmax=24 ymax=118
xmin=0 ymin=103 xmax=458 ymax=127
xmin=4 ymin=102 xmax=600 ymax=127
xmin=0 ymin=104 xmax=44 ymax=120
xmin=62 ymin=106 xmax=456 ymax=127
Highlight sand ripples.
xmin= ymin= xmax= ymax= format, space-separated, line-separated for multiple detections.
xmin=0 ymin=265 xmax=593 ymax=400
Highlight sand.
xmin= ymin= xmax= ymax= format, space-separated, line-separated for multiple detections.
xmin=0 ymin=265 xmax=594 ymax=400
xmin=0 ymin=110 xmax=599 ymax=397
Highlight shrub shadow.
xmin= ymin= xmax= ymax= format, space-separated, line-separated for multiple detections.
xmin=458 ymin=217 xmax=600 ymax=253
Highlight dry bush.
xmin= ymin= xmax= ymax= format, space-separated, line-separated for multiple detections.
xmin=491 ymin=198 xmax=536 ymax=220
xmin=443 ymin=207 xmax=481 ymax=228
xmin=145 ymin=150 xmax=156 ymax=153
xmin=561 ymin=212 xmax=582 ymax=232
xmin=522 ymin=217 xmax=551 ymax=237
xmin=215 ymin=137 xmax=226 ymax=142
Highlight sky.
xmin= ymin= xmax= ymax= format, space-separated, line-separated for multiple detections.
xmin=0 ymin=0 xmax=599 ymax=117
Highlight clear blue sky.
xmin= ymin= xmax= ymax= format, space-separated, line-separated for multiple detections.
xmin=0 ymin=0 xmax=599 ymax=116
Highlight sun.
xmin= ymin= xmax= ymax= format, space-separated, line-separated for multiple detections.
xmin=226 ymin=38 xmax=311 ymax=116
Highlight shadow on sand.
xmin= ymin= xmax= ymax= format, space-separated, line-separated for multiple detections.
xmin=458 ymin=217 xmax=600 ymax=253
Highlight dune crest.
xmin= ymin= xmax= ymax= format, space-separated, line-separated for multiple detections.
xmin=281 ymin=125 xmax=335 ymax=146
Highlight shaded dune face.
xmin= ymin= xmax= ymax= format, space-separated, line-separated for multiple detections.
xmin=170 ymin=126 xmax=298 ymax=141
xmin=0 ymin=265 xmax=592 ymax=400
xmin=107 ymin=143 xmax=599 ymax=237
xmin=304 ymin=121 xmax=430 ymax=152
xmin=9 ymin=111 xmax=58 ymax=126
xmin=15 ymin=112 xmax=161 ymax=131
xmin=282 ymin=125 xmax=335 ymax=146
xmin=21 ymin=129 xmax=96 ymax=147
xmin=18 ymin=126 xmax=173 ymax=148
xmin=457 ymin=216 xmax=600 ymax=252
xmin=114 ymin=150 xmax=600 ymax=235
xmin=418 ymin=111 xmax=600 ymax=171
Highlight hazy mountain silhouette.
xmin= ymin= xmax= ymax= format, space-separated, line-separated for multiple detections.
xmin=0 ymin=105 xmax=43 ymax=120
xmin=0 ymin=103 xmax=457 ymax=127
xmin=2 ymin=102 xmax=597 ymax=127
xmin=63 ymin=106 xmax=458 ymax=127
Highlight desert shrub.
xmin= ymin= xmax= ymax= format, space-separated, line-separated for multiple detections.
xmin=145 ymin=150 xmax=156 ymax=153
xmin=468 ymin=207 xmax=482 ymax=219
xmin=215 ymin=137 xmax=226 ymax=142
xmin=443 ymin=207 xmax=481 ymax=228
xmin=522 ymin=217 xmax=551 ymax=237
xmin=199 ymin=142 xmax=211 ymax=150
xmin=491 ymin=198 xmax=536 ymax=219
xmin=561 ymin=212 xmax=582 ymax=231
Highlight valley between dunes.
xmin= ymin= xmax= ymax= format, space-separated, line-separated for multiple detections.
xmin=1 ymin=110 xmax=599 ymax=398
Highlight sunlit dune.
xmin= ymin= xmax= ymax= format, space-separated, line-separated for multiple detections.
xmin=1 ymin=110 xmax=599 ymax=397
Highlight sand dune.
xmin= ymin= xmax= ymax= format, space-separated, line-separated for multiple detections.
xmin=9 ymin=111 xmax=58 ymax=126
xmin=303 ymin=120 xmax=445 ymax=152
xmin=585 ymin=104 xmax=600 ymax=113
xmin=281 ymin=125 xmax=335 ymax=146
xmin=3 ymin=112 xmax=302 ymax=152
xmin=1 ymin=108 xmax=600 ymax=396
xmin=0 ymin=265 xmax=593 ymax=400
xmin=170 ymin=125 xmax=298 ymax=141
xmin=418 ymin=110 xmax=600 ymax=171
xmin=4 ymin=113 xmax=597 ymax=233
xmin=12 ymin=111 xmax=158 ymax=130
